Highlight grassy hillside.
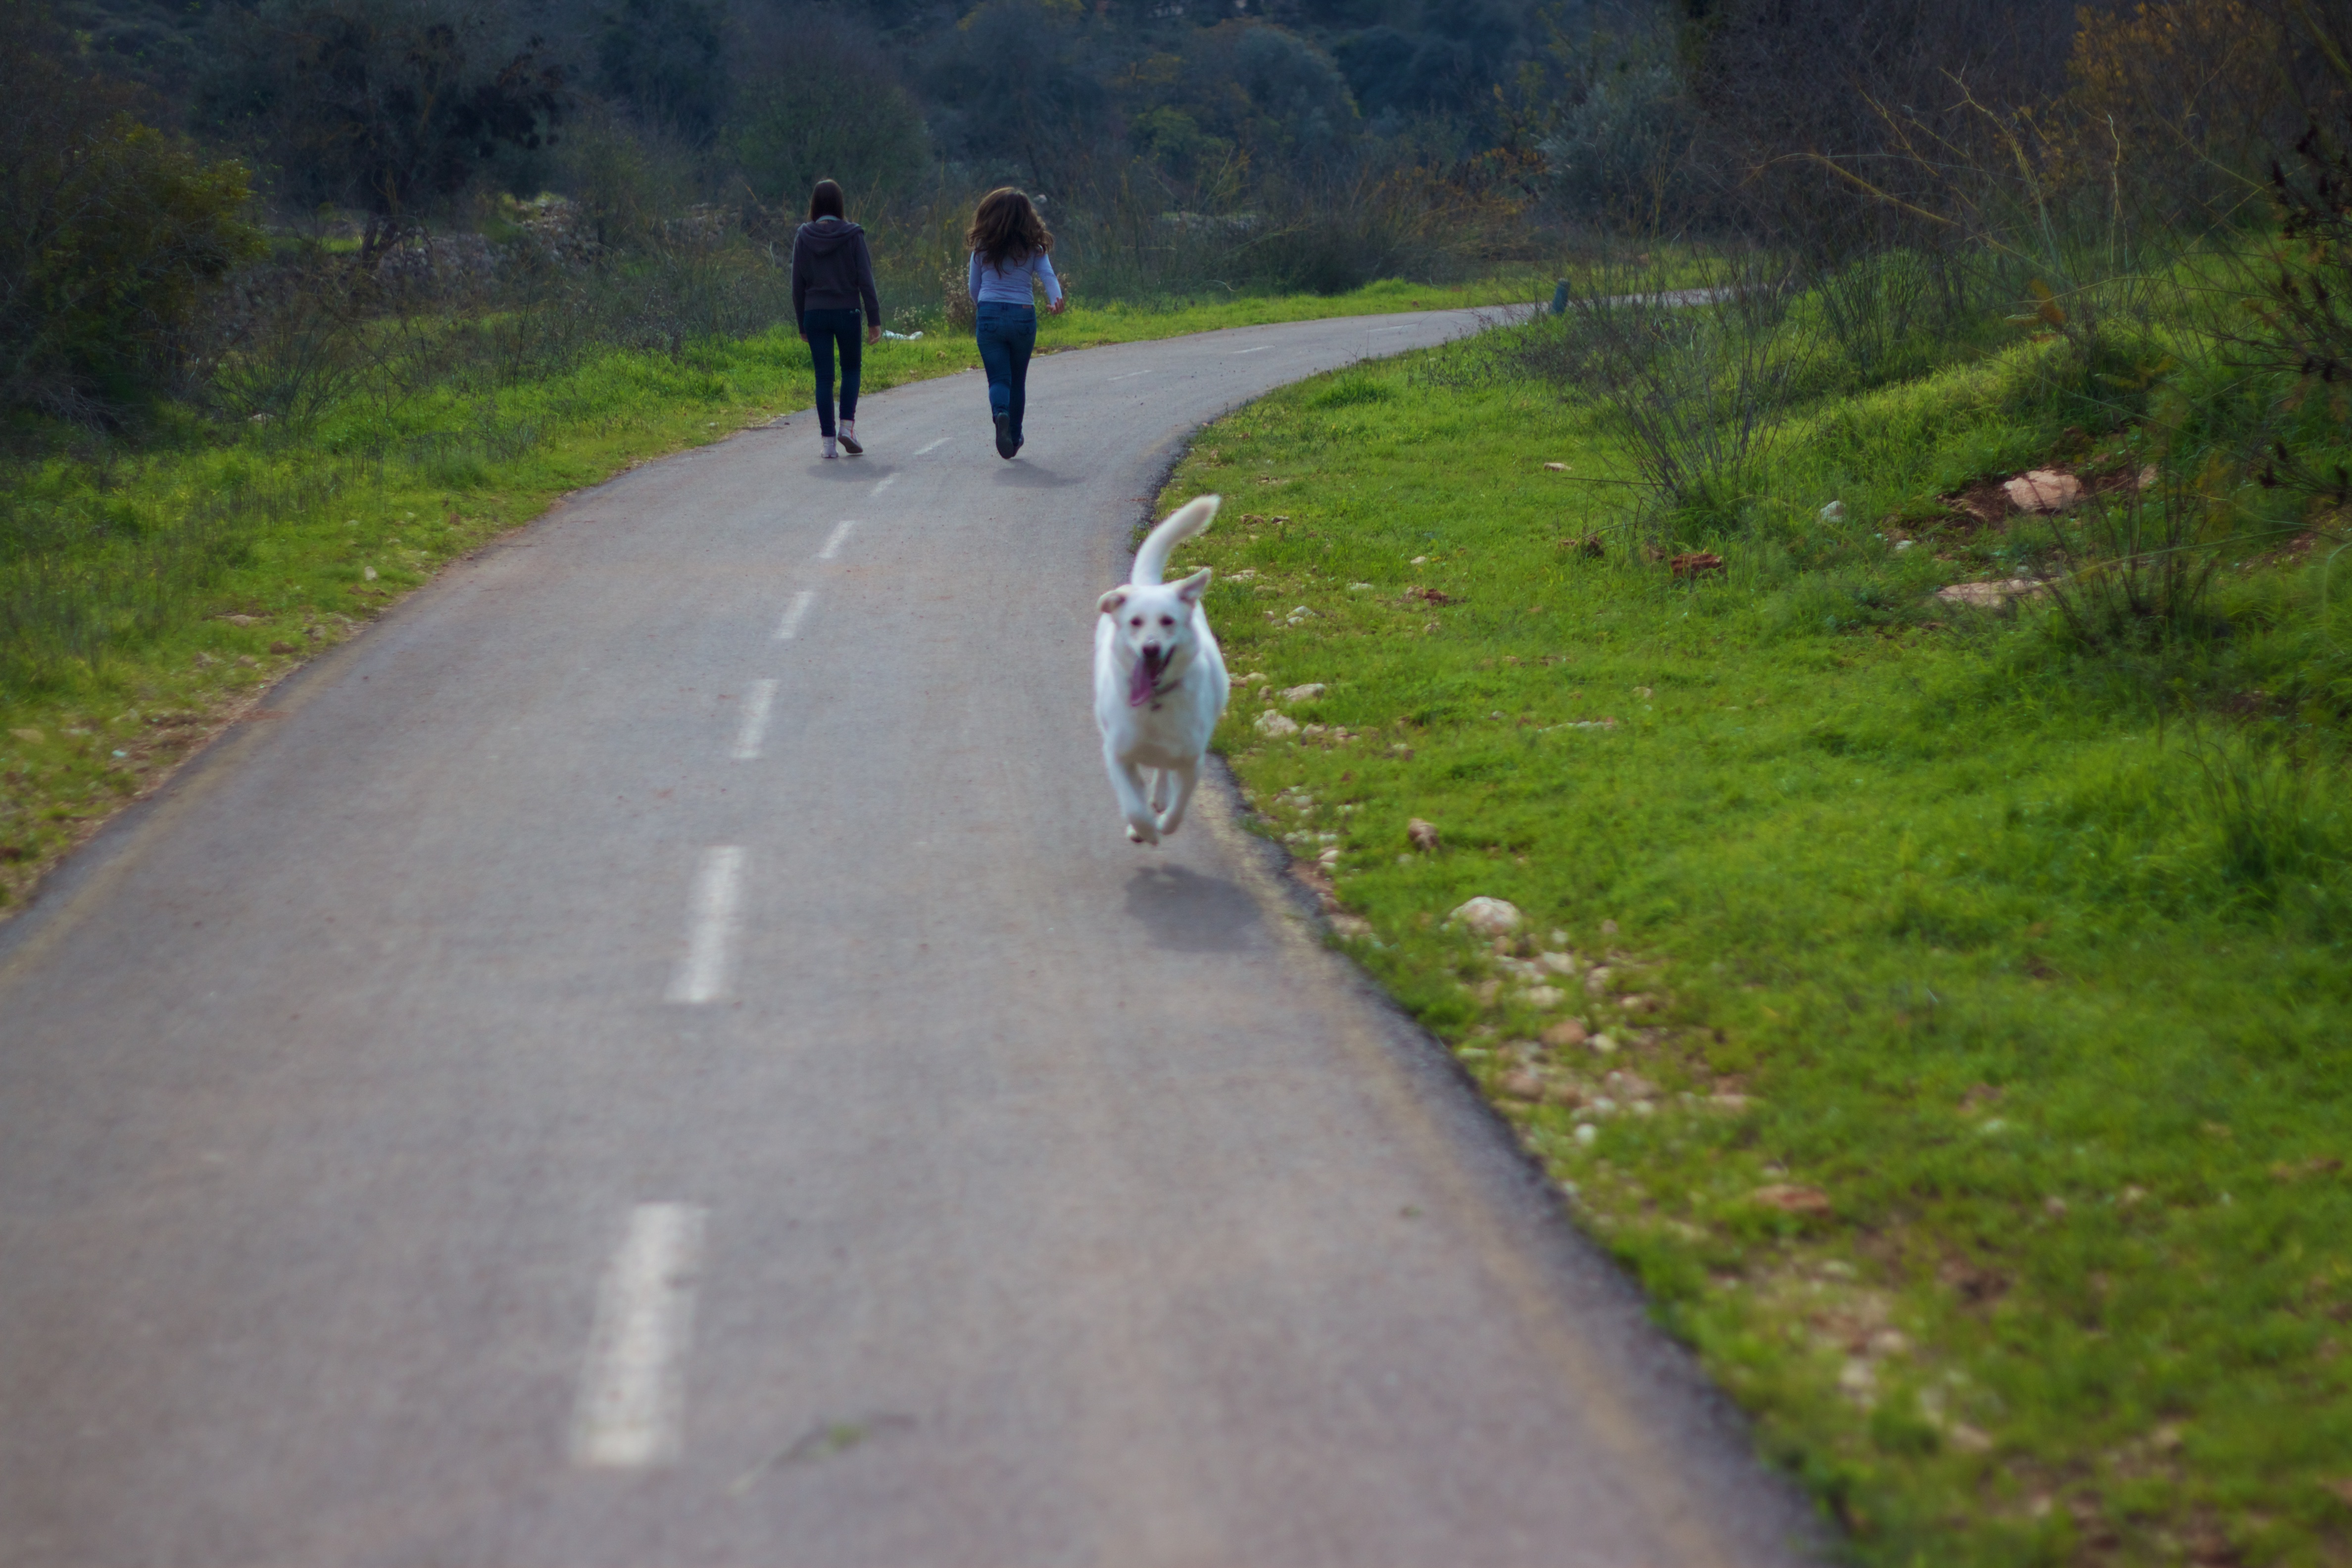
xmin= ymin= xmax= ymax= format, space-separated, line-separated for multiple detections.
xmin=1158 ymin=320 xmax=2352 ymax=1565
xmin=0 ymin=276 xmax=1527 ymax=913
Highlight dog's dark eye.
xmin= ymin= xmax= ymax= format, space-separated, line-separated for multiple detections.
xmin=1129 ymin=617 xmax=1142 ymax=627
xmin=1159 ymin=616 xmax=1174 ymax=626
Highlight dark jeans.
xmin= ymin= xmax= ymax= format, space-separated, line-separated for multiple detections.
xmin=975 ymin=301 xmax=1036 ymax=439
xmin=802 ymin=307 xmax=862 ymax=437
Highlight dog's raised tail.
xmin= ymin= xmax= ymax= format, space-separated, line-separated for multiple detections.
xmin=1131 ymin=494 xmax=1221 ymax=586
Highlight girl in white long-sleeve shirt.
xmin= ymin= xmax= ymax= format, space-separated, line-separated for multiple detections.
xmin=965 ymin=188 xmax=1065 ymax=459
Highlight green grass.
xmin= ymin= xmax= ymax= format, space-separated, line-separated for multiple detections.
xmin=1158 ymin=332 xmax=2352 ymax=1566
xmin=0 ymin=274 xmax=1537 ymax=910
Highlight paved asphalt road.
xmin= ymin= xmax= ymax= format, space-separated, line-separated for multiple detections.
xmin=0 ymin=310 xmax=1820 ymax=1567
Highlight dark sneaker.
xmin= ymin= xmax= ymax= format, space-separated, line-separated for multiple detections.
xmin=994 ymin=413 xmax=1016 ymax=460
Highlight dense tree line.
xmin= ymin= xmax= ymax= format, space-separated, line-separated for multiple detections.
xmin=9 ymin=0 xmax=2343 ymax=425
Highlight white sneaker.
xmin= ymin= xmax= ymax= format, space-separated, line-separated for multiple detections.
xmin=838 ymin=420 xmax=862 ymax=455
xmin=823 ymin=437 xmax=837 ymax=459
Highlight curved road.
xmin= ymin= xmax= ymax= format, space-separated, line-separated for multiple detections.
xmin=0 ymin=311 xmax=1817 ymax=1566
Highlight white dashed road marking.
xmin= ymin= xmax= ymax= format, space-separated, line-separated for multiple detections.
xmin=773 ymin=589 xmax=814 ymax=642
xmin=665 ymin=847 xmax=745 ymax=1005
xmin=1107 ymin=370 xmax=1150 ymax=381
xmin=1235 ymin=345 xmax=1272 ymax=355
xmin=817 ymin=520 xmax=859 ymax=561
xmin=871 ymin=474 xmax=896 ymax=497
xmin=571 ymin=1203 xmax=706 ymax=1469
xmin=913 ymin=436 xmax=951 ymax=455
xmin=730 ymin=680 xmax=777 ymax=761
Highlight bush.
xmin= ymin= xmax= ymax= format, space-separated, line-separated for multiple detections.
xmin=0 ymin=6 xmax=261 ymax=421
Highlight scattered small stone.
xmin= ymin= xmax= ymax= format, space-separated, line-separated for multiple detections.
xmin=362 ymin=566 xmax=379 ymax=581
xmin=1599 ymin=919 xmax=1618 ymax=935
xmin=1280 ymin=683 xmax=1326 ymax=702
xmin=1893 ymin=539 xmax=1916 ymax=553
xmin=1500 ymin=1069 xmax=1544 ymax=1100
xmin=1573 ymin=1124 xmax=1598 ymax=1146
xmin=8 ymin=728 xmax=42 ymax=743
xmin=1948 ymin=1423 xmax=1995 ymax=1455
xmin=1407 ymin=818 xmax=1440 ymax=852
xmin=1604 ymin=1069 xmax=1658 ymax=1100
xmin=1587 ymin=1032 xmax=1619 ymax=1056
xmin=1348 ymin=582 xmax=1374 ymax=591
xmin=1329 ymin=913 xmax=1372 ymax=938
xmin=2044 ymin=1195 xmax=2069 ymax=1217
xmin=1517 ymin=985 xmax=1566 ymax=1009
xmin=1541 ymin=1018 xmax=1589 ymax=1050
xmin=1868 ymin=1329 xmax=1911 ymax=1358
xmin=1935 ymin=578 xmax=2043 ymax=608
xmin=1819 ymin=500 xmax=1845 ymax=521
xmin=1544 ymin=461 xmax=1569 ymax=471
xmin=1751 ymin=1183 xmax=1834 ymax=1216
xmin=1536 ymin=950 xmax=1579 ymax=977
xmin=1448 ymin=897 xmax=1522 ymax=937
xmin=2003 ymin=469 xmax=2083 ymax=512
xmin=1255 ymin=711 xmax=1301 ymax=737
xmin=222 ymin=614 xmax=259 ymax=627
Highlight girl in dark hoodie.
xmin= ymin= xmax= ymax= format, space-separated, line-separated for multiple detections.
xmin=790 ymin=179 xmax=882 ymax=458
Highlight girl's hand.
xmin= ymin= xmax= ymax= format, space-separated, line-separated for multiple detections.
xmin=867 ymin=323 xmax=882 ymax=345
xmin=1048 ymin=295 xmax=1067 ymax=316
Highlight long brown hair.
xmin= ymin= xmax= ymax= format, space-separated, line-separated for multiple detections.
xmin=809 ymin=179 xmax=845 ymax=221
xmin=965 ymin=188 xmax=1052 ymax=270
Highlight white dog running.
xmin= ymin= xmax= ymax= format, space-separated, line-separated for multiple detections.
xmin=1095 ymin=494 xmax=1228 ymax=844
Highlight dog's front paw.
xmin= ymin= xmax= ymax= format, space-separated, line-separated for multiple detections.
xmin=1126 ymin=818 xmax=1161 ymax=846
xmin=1154 ymin=811 xmax=1185 ymax=837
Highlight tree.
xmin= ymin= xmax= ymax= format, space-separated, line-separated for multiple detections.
xmin=596 ymin=0 xmax=726 ymax=147
xmin=0 ymin=4 xmax=262 ymax=418
xmin=205 ymin=0 xmax=566 ymax=264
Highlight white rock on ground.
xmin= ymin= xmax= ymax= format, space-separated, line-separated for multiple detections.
xmin=1448 ymin=897 xmax=1522 ymax=937
xmin=1280 ymin=683 xmax=1326 ymax=702
xmin=1255 ymin=711 xmax=1301 ymax=737
xmin=1935 ymin=578 xmax=2043 ymax=608
xmin=2003 ymin=469 xmax=2082 ymax=512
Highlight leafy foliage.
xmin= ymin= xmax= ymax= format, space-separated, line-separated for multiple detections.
xmin=0 ymin=5 xmax=261 ymax=419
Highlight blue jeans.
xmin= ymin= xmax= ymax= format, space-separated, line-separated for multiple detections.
xmin=802 ymin=307 xmax=862 ymax=437
xmin=974 ymin=301 xmax=1036 ymax=440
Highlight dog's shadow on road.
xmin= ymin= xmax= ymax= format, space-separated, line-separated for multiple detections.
xmin=992 ymin=462 xmax=1081 ymax=489
xmin=1123 ymin=864 xmax=1263 ymax=952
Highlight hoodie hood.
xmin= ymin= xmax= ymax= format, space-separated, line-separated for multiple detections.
xmin=797 ymin=218 xmax=865 ymax=256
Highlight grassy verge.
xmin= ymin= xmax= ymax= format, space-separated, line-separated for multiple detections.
xmin=1158 ymin=336 xmax=2352 ymax=1565
xmin=0 ymin=274 xmax=1534 ymax=912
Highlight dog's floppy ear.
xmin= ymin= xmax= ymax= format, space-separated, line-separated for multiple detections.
xmin=1174 ymin=567 xmax=1213 ymax=604
xmin=1098 ymin=587 xmax=1130 ymax=615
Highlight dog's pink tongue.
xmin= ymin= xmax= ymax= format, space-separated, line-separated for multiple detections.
xmin=1128 ymin=654 xmax=1159 ymax=708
